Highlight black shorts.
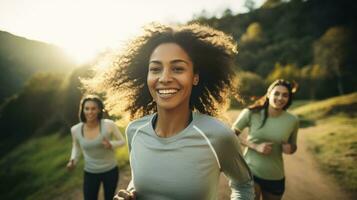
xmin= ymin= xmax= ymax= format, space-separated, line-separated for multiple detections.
xmin=253 ymin=175 xmax=285 ymax=196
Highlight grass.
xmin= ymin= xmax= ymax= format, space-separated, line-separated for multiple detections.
xmin=293 ymin=92 xmax=357 ymax=120
xmin=292 ymin=92 xmax=357 ymax=193
xmin=0 ymin=131 xmax=129 ymax=200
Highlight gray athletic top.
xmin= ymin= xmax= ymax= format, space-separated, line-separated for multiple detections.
xmin=126 ymin=112 xmax=254 ymax=200
xmin=70 ymin=119 xmax=125 ymax=173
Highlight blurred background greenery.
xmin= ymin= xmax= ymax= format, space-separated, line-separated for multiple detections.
xmin=0 ymin=0 xmax=356 ymax=199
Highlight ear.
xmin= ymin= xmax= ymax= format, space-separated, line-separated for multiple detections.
xmin=193 ymin=74 xmax=199 ymax=86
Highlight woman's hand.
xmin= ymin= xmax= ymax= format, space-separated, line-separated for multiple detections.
xmin=114 ymin=190 xmax=136 ymax=200
xmin=282 ymin=142 xmax=296 ymax=154
xmin=66 ymin=160 xmax=76 ymax=171
xmin=254 ymin=142 xmax=273 ymax=155
xmin=102 ymin=138 xmax=112 ymax=149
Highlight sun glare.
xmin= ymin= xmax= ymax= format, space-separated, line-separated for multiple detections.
xmin=0 ymin=0 xmax=262 ymax=65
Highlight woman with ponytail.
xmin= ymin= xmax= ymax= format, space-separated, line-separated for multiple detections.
xmin=232 ymin=79 xmax=299 ymax=200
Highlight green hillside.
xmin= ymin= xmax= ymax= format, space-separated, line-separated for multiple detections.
xmin=0 ymin=131 xmax=129 ymax=200
xmin=192 ymin=0 xmax=357 ymax=99
xmin=0 ymin=30 xmax=76 ymax=103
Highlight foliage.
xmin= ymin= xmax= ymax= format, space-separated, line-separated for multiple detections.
xmin=192 ymin=0 xmax=357 ymax=99
xmin=314 ymin=26 xmax=351 ymax=95
xmin=292 ymin=92 xmax=357 ymax=120
xmin=0 ymin=132 xmax=129 ymax=200
xmin=233 ymin=71 xmax=266 ymax=107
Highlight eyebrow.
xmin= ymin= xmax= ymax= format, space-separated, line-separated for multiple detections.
xmin=149 ymin=59 xmax=190 ymax=65
xmin=274 ymin=91 xmax=289 ymax=95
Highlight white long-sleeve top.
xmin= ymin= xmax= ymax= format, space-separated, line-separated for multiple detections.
xmin=70 ymin=119 xmax=125 ymax=173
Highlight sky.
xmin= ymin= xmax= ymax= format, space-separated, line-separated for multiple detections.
xmin=0 ymin=0 xmax=264 ymax=63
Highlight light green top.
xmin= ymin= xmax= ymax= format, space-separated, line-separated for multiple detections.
xmin=126 ymin=112 xmax=254 ymax=200
xmin=233 ymin=109 xmax=299 ymax=180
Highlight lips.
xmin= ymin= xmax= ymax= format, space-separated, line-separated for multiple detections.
xmin=274 ymin=100 xmax=286 ymax=107
xmin=156 ymin=88 xmax=179 ymax=98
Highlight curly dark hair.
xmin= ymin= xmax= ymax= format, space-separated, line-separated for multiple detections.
xmin=249 ymin=79 xmax=298 ymax=128
xmin=85 ymin=23 xmax=238 ymax=120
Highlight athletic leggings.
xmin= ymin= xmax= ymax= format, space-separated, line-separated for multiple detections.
xmin=83 ymin=166 xmax=119 ymax=200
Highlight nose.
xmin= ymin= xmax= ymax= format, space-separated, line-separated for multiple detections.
xmin=158 ymin=68 xmax=173 ymax=83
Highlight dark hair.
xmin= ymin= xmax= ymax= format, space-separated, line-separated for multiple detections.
xmin=85 ymin=23 xmax=238 ymax=120
xmin=78 ymin=95 xmax=105 ymax=122
xmin=248 ymin=79 xmax=298 ymax=128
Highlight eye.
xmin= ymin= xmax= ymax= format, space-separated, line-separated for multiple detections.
xmin=172 ymin=66 xmax=185 ymax=73
xmin=149 ymin=66 xmax=162 ymax=73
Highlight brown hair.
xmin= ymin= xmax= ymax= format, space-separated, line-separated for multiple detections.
xmin=78 ymin=95 xmax=105 ymax=122
xmin=249 ymin=79 xmax=298 ymax=128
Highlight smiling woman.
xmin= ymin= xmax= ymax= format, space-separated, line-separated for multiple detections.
xmin=85 ymin=23 xmax=254 ymax=200
xmin=232 ymin=79 xmax=299 ymax=200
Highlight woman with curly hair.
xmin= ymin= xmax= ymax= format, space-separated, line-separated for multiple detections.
xmin=232 ymin=79 xmax=299 ymax=200
xmin=88 ymin=23 xmax=254 ymax=200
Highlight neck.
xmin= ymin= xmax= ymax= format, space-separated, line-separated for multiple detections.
xmin=268 ymin=106 xmax=283 ymax=117
xmin=85 ymin=119 xmax=99 ymax=128
xmin=155 ymin=106 xmax=191 ymax=138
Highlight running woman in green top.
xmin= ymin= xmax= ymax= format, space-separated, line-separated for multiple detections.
xmin=86 ymin=23 xmax=254 ymax=200
xmin=233 ymin=79 xmax=299 ymax=200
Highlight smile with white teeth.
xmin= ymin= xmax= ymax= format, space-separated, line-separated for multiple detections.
xmin=158 ymin=89 xmax=179 ymax=94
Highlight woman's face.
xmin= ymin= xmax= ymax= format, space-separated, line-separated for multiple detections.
xmin=147 ymin=43 xmax=199 ymax=111
xmin=268 ymin=85 xmax=290 ymax=110
xmin=83 ymin=100 xmax=100 ymax=122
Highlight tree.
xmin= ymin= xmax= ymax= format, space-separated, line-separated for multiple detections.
xmin=314 ymin=26 xmax=351 ymax=95
xmin=266 ymin=62 xmax=301 ymax=84
xmin=240 ymin=22 xmax=264 ymax=43
xmin=261 ymin=0 xmax=283 ymax=8
xmin=235 ymin=71 xmax=266 ymax=106
xmin=244 ymin=0 xmax=256 ymax=12
xmin=300 ymin=64 xmax=327 ymax=99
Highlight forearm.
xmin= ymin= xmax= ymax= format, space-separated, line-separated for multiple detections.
xmin=110 ymin=123 xmax=126 ymax=148
xmin=70 ymin=134 xmax=81 ymax=164
xmin=110 ymin=140 xmax=126 ymax=148
xmin=239 ymin=138 xmax=257 ymax=152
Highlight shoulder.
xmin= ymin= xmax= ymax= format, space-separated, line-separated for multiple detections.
xmin=285 ymin=111 xmax=299 ymax=123
xmin=70 ymin=123 xmax=82 ymax=136
xmin=193 ymin=113 xmax=234 ymax=139
xmin=102 ymin=119 xmax=116 ymax=127
xmin=125 ymin=115 xmax=153 ymax=137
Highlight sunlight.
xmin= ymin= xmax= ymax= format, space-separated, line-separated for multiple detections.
xmin=0 ymin=0 xmax=265 ymax=64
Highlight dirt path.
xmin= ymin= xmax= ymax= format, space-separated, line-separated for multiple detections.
xmin=62 ymin=110 xmax=354 ymax=200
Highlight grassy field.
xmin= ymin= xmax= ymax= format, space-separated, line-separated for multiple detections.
xmin=292 ymin=92 xmax=357 ymax=192
xmin=0 ymin=131 xmax=129 ymax=200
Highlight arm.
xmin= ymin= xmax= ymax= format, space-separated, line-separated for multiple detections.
xmin=108 ymin=121 xmax=126 ymax=149
xmin=234 ymin=128 xmax=273 ymax=155
xmin=282 ymin=119 xmax=299 ymax=154
xmin=67 ymin=128 xmax=81 ymax=170
xmin=219 ymin=132 xmax=255 ymax=200
xmin=114 ymin=124 xmax=136 ymax=200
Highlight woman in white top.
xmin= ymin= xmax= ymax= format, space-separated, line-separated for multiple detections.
xmin=66 ymin=95 xmax=125 ymax=200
